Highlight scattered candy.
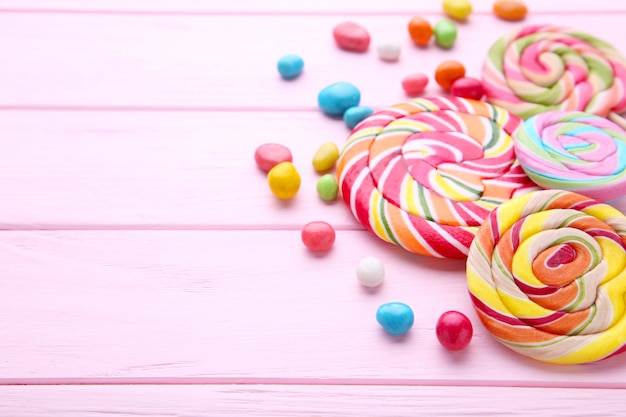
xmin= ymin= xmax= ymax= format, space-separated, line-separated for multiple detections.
xmin=435 ymin=311 xmax=473 ymax=351
xmin=433 ymin=18 xmax=457 ymax=48
xmin=435 ymin=60 xmax=466 ymax=90
xmin=318 ymin=82 xmax=361 ymax=116
xmin=301 ymin=221 xmax=336 ymax=253
xmin=316 ymin=173 xmax=339 ymax=201
xmin=377 ymin=40 xmax=402 ymax=62
xmin=407 ymin=16 xmax=433 ymax=47
xmin=493 ymin=0 xmax=527 ymax=21
xmin=255 ymin=143 xmax=293 ymax=172
xmin=450 ymin=76 xmax=484 ymax=100
xmin=401 ymin=73 xmax=429 ymax=96
xmin=356 ymin=256 xmax=385 ymax=288
xmin=376 ymin=302 xmax=414 ymax=336
xmin=276 ymin=54 xmax=304 ymax=80
xmin=312 ymin=142 xmax=340 ymax=172
xmin=333 ymin=21 xmax=371 ymax=52
xmin=268 ymin=161 xmax=301 ymax=200
xmin=443 ymin=0 xmax=472 ymax=21
xmin=343 ymin=106 xmax=374 ymax=129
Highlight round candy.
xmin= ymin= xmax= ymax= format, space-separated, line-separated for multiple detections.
xmin=277 ymin=54 xmax=304 ymax=80
xmin=407 ymin=16 xmax=433 ymax=47
xmin=515 ymin=111 xmax=626 ymax=202
xmin=493 ymin=0 xmax=527 ymax=21
xmin=435 ymin=311 xmax=473 ymax=351
xmin=268 ymin=162 xmax=301 ymax=200
xmin=443 ymin=0 xmax=472 ymax=21
xmin=317 ymin=174 xmax=339 ymax=201
xmin=333 ymin=21 xmax=370 ymax=53
xmin=376 ymin=302 xmax=414 ymax=336
xmin=255 ymin=143 xmax=293 ymax=172
xmin=433 ymin=18 xmax=457 ymax=49
xmin=301 ymin=221 xmax=336 ymax=253
xmin=335 ymin=96 xmax=538 ymax=258
xmin=318 ymin=82 xmax=361 ymax=116
xmin=482 ymin=25 xmax=626 ymax=120
xmin=377 ymin=40 xmax=402 ymax=62
xmin=312 ymin=142 xmax=340 ymax=172
xmin=402 ymin=73 xmax=429 ymax=97
xmin=467 ymin=189 xmax=626 ymax=364
xmin=450 ymin=77 xmax=484 ymax=100
xmin=344 ymin=106 xmax=374 ymax=129
xmin=435 ymin=60 xmax=466 ymax=90
xmin=356 ymin=256 xmax=385 ymax=288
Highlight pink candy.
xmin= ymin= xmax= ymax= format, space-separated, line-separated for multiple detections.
xmin=301 ymin=221 xmax=336 ymax=253
xmin=401 ymin=73 xmax=429 ymax=96
xmin=333 ymin=22 xmax=370 ymax=53
xmin=255 ymin=143 xmax=293 ymax=172
xmin=450 ymin=77 xmax=485 ymax=100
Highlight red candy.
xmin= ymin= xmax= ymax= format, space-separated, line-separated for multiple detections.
xmin=436 ymin=311 xmax=473 ymax=351
xmin=450 ymin=77 xmax=485 ymax=100
xmin=301 ymin=221 xmax=336 ymax=253
xmin=333 ymin=21 xmax=370 ymax=53
xmin=402 ymin=73 xmax=429 ymax=97
xmin=255 ymin=143 xmax=293 ymax=172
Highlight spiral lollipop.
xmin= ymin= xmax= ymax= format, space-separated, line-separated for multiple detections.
xmin=336 ymin=96 xmax=537 ymax=259
xmin=467 ymin=189 xmax=626 ymax=364
xmin=515 ymin=110 xmax=626 ymax=202
xmin=482 ymin=25 xmax=626 ymax=127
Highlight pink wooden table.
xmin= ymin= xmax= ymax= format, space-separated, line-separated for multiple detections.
xmin=1 ymin=1 xmax=626 ymax=415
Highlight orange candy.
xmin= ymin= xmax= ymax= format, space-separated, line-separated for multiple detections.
xmin=493 ymin=0 xmax=527 ymax=21
xmin=407 ymin=17 xmax=433 ymax=46
xmin=434 ymin=60 xmax=466 ymax=90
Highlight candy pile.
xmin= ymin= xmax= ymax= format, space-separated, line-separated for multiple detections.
xmin=255 ymin=1 xmax=626 ymax=362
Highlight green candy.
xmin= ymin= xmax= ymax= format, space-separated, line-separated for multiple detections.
xmin=316 ymin=174 xmax=339 ymax=201
xmin=433 ymin=19 xmax=457 ymax=49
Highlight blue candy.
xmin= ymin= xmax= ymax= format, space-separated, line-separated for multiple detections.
xmin=343 ymin=105 xmax=374 ymax=129
xmin=318 ymin=82 xmax=361 ymax=116
xmin=277 ymin=54 xmax=304 ymax=80
xmin=376 ymin=302 xmax=414 ymax=336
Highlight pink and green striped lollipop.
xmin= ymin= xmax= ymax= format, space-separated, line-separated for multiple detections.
xmin=483 ymin=25 xmax=626 ymax=128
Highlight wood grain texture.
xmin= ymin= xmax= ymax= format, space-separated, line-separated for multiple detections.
xmin=1 ymin=13 xmax=626 ymax=109
xmin=1 ymin=384 xmax=626 ymax=417
xmin=1 ymin=229 xmax=626 ymax=387
xmin=4 ymin=0 xmax=626 ymax=414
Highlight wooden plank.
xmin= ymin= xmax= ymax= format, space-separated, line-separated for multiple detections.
xmin=1 ymin=13 xmax=625 ymax=109
xmin=1 ymin=0 xmax=624 ymax=13
xmin=1 ymin=384 xmax=625 ymax=417
xmin=1 ymin=229 xmax=625 ymax=387
xmin=3 ymin=110 xmax=626 ymax=228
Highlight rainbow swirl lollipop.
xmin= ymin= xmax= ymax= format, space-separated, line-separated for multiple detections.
xmin=336 ymin=96 xmax=537 ymax=259
xmin=482 ymin=25 xmax=626 ymax=125
xmin=515 ymin=110 xmax=626 ymax=202
xmin=467 ymin=189 xmax=626 ymax=364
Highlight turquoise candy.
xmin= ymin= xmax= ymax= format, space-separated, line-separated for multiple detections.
xmin=343 ymin=106 xmax=374 ymax=129
xmin=376 ymin=302 xmax=414 ymax=336
xmin=277 ymin=54 xmax=304 ymax=79
xmin=318 ymin=82 xmax=361 ymax=116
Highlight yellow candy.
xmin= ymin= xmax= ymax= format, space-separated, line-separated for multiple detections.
xmin=312 ymin=142 xmax=339 ymax=172
xmin=268 ymin=162 xmax=301 ymax=199
xmin=442 ymin=0 xmax=472 ymax=20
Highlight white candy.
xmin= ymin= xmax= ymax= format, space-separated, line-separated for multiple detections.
xmin=356 ymin=256 xmax=385 ymax=287
xmin=377 ymin=41 xmax=401 ymax=62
